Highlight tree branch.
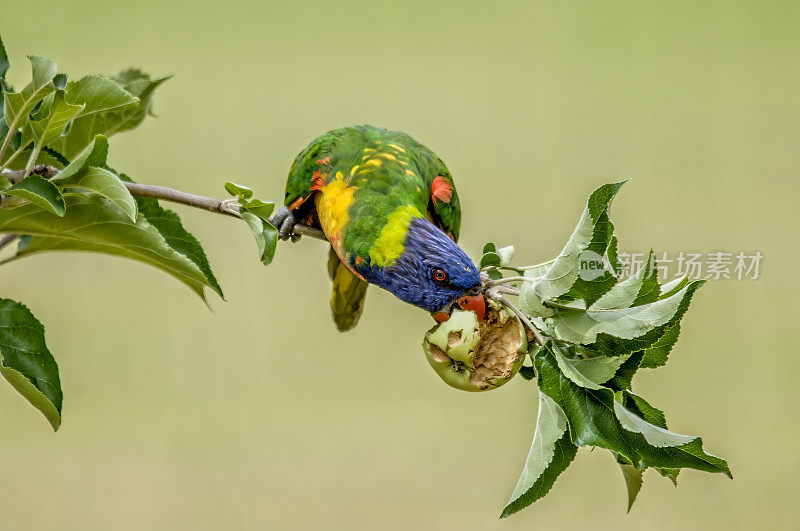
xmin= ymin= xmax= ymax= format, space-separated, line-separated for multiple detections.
xmin=3 ymin=165 xmax=59 ymax=180
xmin=123 ymin=182 xmax=243 ymax=218
xmin=1 ymin=166 xmax=328 ymax=241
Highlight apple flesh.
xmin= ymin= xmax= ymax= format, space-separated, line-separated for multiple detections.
xmin=422 ymin=301 xmax=528 ymax=392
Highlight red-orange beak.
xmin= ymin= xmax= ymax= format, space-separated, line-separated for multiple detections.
xmin=432 ymin=294 xmax=487 ymax=323
xmin=458 ymin=293 xmax=486 ymax=321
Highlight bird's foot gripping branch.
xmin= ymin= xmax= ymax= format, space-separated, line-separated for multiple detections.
xmin=0 ymin=35 xmax=728 ymax=518
xmin=424 ymin=182 xmax=732 ymax=516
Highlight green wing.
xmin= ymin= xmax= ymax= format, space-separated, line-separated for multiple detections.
xmin=283 ymin=128 xmax=347 ymax=208
xmin=410 ymin=145 xmax=462 ymax=242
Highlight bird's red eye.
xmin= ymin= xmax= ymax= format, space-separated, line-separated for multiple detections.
xmin=432 ymin=268 xmax=448 ymax=283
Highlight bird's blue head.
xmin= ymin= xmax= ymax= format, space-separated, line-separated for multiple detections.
xmin=358 ymin=217 xmax=485 ymax=321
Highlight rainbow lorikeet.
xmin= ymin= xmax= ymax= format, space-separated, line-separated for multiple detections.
xmin=269 ymin=125 xmax=485 ymax=331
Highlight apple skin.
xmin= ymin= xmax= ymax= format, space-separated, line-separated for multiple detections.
xmin=422 ymin=302 xmax=527 ymax=392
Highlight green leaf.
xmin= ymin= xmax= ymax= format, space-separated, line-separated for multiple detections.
xmin=549 ymin=344 xmax=630 ymax=389
xmin=132 ymin=190 xmax=223 ymax=298
xmin=607 ymin=351 xmax=644 ymax=390
xmin=607 ymin=235 xmax=621 ymax=274
xmin=501 ymin=391 xmax=578 ymax=517
xmin=620 ymin=393 xmax=687 ymax=485
xmin=239 ymin=198 xmax=274 ymax=220
xmin=225 ymin=181 xmax=254 ymax=200
xmin=487 ymin=269 xmax=503 ymax=280
xmin=497 ymin=245 xmax=515 ymax=266
xmin=518 ymin=277 xmax=554 ymax=318
xmin=114 ymin=70 xmax=170 ymax=122
xmin=615 ymin=394 xmax=697 ymax=487
xmin=657 ymin=467 xmax=680 ymax=486
xmin=591 ymin=250 xmax=658 ymax=310
xmin=64 ymin=75 xmax=138 ymax=116
xmin=0 ymin=117 xmax=8 ymax=145
xmin=589 ymin=279 xmax=703 ymax=356
xmin=534 ymin=346 xmax=731 ymax=477
xmin=5 ymin=175 xmax=66 ymax=216
xmin=43 ymin=76 xmax=136 ymax=158
xmin=519 ymin=270 xmax=560 ymax=318
xmin=241 ymin=212 xmax=279 ymax=266
xmin=227 ymin=183 xmax=279 ymax=266
xmin=659 ymin=275 xmax=690 ymax=299
xmin=51 ymin=134 xmax=108 ymax=183
xmin=640 ymin=324 xmax=681 ymax=368
xmin=25 ymin=90 xmax=85 ymax=148
xmin=3 ymin=143 xmax=69 ymax=172
xmin=2 ymin=56 xmax=58 ymax=128
xmin=564 ymin=216 xmax=618 ymax=305
xmin=0 ymin=298 xmax=61 ymax=430
xmin=479 ymin=251 xmax=501 ymax=269
xmin=0 ymin=35 xmax=9 ymax=80
xmin=632 ymin=251 xmax=661 ymax=306
xmin=479 ymin=243 xmax=513 ymax=269
xmin=613 ymin=399 xmax=695 ymax=448
xmin=618 ymin=459 xmax=643 ymax=512
xmin=48 ymin=73 xmax=167 ymax=158
xmin=100 ymin=169 xmax=221 ymax=296
xmin=36 ymin=146 xmax=69 ymax=168
xmin=62 ymin=166 xmax=137 ymax=221
xmin=623 ymin=391 xmax=668 ymax=429
xmin=527 ymin=182 xmax=625 ymax=305
xmin=0 ymin=193 xmax=221 ymax=299
xmin=0 ymin=129 xmax=24 ymax=168
xmin=550 ymin=280 xmax=704 ymax=345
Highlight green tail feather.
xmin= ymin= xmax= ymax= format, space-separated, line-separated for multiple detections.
xmin=327 ymin=247 xmax=368 ymax=332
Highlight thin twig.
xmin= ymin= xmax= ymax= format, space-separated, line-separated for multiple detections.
xmin=480 ymin=265 xmax=523 ymax=274
xmin=123 ymin=182 xmax=243 ymax=218
xmin=0 ymin=114 xmax=25 ymax=169
xmin=517 ymin=258 xmax=557 ymax=270
xmin=3 ymin=165 xmax=59 ymax=180
xmin=495 ymin=285 xmax=521 ymax=295
xmin=480 ymin=259 xmax=557 ymax=274
xmin=1 ymin=166 xmax=328 ymax=241
xmin=483 ymin=275 xmax=539 ymax=288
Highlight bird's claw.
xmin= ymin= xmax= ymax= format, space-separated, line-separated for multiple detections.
xmin=268 ymin=206 xmax=298 ymax=241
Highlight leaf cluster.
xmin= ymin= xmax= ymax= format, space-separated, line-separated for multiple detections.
xmin=483 ymin=183 xmax=731 ymax=517
xmin=0 ymin=36 xmax=274 ymax=430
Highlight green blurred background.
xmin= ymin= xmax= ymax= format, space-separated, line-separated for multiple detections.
xmin=1 ymin=1 xmax=797 ymax=529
